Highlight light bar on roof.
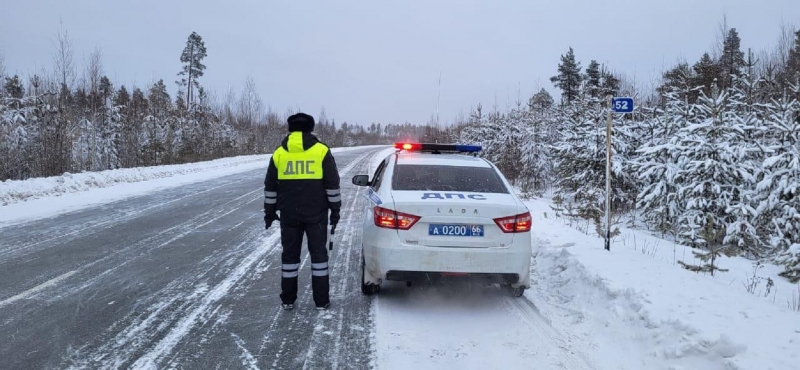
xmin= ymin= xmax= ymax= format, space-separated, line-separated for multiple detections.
xmin=393 ymin=143 xmax=482 ymax=153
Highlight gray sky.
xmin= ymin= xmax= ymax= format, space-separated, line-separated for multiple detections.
xmin=1 ymin=0 xmax=798 ymax=125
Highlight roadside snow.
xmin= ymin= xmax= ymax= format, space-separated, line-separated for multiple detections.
xmin=526 ymin=197 xmax=800 ymax=370
xmin=368 ymin=147 xmax=397 ymax=178
xmin=0 ymin=146 xmax=375 ymax=227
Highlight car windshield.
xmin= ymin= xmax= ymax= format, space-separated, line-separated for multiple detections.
xmin=391 ymin=164 xmax=509 ymax=193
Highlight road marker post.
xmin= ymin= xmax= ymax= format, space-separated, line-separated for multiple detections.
xmin=606 ymin=97 xmax=634 ymax=251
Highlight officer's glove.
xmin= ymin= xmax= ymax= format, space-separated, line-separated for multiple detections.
xmin=330 ymin=209 xmax=341 ymax=227
xmin=264 ymin=213 xmax=278 ymax=229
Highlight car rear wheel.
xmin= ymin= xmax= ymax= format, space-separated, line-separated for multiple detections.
xmin=512 ymin=286 xmax=525 ymax=297
xmin=361 ymin=255 xmax=380 ymax=295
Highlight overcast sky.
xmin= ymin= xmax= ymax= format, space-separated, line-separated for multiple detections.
xmin=1 ymin=0 xmax=798 ymax=125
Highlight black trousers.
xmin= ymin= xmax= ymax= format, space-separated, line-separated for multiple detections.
xmin=279 ymin=212 xmax=330 ymax=306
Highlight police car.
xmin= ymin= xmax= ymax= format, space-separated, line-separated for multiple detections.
xmin=351 ymin=143 xmax=532 ymax=297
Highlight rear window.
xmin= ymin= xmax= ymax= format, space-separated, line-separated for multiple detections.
xmin=391 ymin=164 xmax=509 ymax=193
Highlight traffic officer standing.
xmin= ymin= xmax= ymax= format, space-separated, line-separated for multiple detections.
xmin=263 ymin=113 xmax=341 ymax=310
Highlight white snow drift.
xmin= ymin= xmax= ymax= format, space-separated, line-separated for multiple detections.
xmin=0 ymin=146 xmax=377 ymax=227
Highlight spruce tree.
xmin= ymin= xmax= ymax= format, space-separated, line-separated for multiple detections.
xmin=584 ymin=60 xmax=602 ymax=98
xmin=600 ymin=67 xmax=621 ymax=97
xmin=723 ymin=71 xmax=763 ymax=256
xmin=719 ymin=28 xmax=746 ymax=91
xmin=114 ymin=86 xmax=130 ymax=107
xmin=529 ymin=88 xmax=554 ymax=112
xmin=693 ymin=53 xmax=721 ymax=97
xmin=4 ymin=75 xmax=24 ymax=99
xmin=131 ymin=88 xmax=148 ymax=120
xmin=550 ymin=47 xmax=583 ymax=105
xmin=674 ymin=85 xmax=750 ymax=270
xmin=635 ymin=82 xmax=692 ymax=237
xmin=780 ymin=30 xmax=800 ymax=88
xmin=755 ymin=83 xmax=800 ymax=281
xmin=657 ymin=63 xmax=695 ymax=104
xmin=551 ymin=93 xmax=616 ymax=233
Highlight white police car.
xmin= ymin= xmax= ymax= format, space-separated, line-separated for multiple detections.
xmin=352 ymin=143 xmax=532 ymax=297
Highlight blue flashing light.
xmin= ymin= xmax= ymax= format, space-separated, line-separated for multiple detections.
xmin=454 ymin=144 xmax=482 ymax=153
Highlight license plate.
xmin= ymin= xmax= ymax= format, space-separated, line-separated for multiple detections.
xmin=428 ymin=224 xmax=484 ymax=237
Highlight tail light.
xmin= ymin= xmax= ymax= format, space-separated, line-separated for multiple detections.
xmin=374 ymin=206 xmax=420 ymax=230
xmin=494 ymin=212 xmax=532 ymax=233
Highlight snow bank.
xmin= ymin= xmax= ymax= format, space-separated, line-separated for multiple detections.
xmin=0 ymin=155 xmax=267 ymax=206
xmin=527 ymin=197 xmax=800 ymax=370
xmin=0 ymin=146 xmax=373 ymax=227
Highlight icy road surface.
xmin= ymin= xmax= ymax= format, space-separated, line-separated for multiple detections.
xmin=1 ymin=146 xmax=601 ymax=369
xmin=0 ymin=149 xmax=375 ymax=369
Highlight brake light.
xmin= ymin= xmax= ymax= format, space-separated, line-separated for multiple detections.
xmin=494 ymin=212 xmax=532 ymax=233
xmin=374 ymin=206 xmax=420 ymax=230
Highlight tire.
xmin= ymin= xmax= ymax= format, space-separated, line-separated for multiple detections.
xmin=512 ymin=286 xmax=525 ymax=297
xmin=361 ymin=254 xmax=380 ymax=295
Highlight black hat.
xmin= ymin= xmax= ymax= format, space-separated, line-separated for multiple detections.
xmin=287 ymin=113 xmax=315 ymax=132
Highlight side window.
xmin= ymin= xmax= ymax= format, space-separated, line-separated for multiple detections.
xmin=370 ymin=160 xmax=388 ymax=191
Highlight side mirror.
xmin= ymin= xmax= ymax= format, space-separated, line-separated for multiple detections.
xmin=352 ymin=175 xmax=370 ymax=187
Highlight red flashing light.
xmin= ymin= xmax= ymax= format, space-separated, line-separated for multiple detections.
xmin=494 ymin=212 xmax=532 ymax=233
xmin=394 ymin=142 xmax=422 ymax=151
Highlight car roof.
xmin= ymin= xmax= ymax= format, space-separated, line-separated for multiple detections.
xmin=393 ymin=152 xmax=493 ymax=168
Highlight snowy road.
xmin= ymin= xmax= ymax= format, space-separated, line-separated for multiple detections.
xmin=0 ymin=148 xmax=376 ymax=369
xmin=1 ymin=146 xmax=605 ymax=370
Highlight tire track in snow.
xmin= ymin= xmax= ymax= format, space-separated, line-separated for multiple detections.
xmin=0 ymin=270 xmax=77 ymax=308
xmin=47 ymin=190 xmax=263 ymax=311
xmin=0 ymin=187 xmax=262 ymax=309
xmin=301 ymin=169 xmax=364 ymax=370
xmin=129 ymin=232 xmax=282 ymax=369
xmin=61 ymin=193 xmax=270 ymax=369
xmin=231 ymin=332 xmax=260 ymax=370
xmin=0 ymin=177 xmax=244 ymax=260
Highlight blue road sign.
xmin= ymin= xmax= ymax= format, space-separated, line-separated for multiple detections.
xmin=611 ymin=97 xmax=634 ymax=113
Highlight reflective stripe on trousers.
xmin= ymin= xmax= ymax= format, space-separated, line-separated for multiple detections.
xmin=311 ymin=262 xmax=328 ymax=277
xmin=282 ymin=263 xmax=300 ymax=278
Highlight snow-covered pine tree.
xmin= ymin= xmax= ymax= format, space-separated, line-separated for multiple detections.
xmin=93 ymin=76 xmax=120 ymax=170
xmin=551 ymin=93 xmax=606 ymax=230
xmin=724 ymin=54 xmax=767 ymax=257
xmin=634 ymin=72 xmax=697 ymax=237
xmin=517 ymin=91 xmax=555 ymax=195
xmin=755 ymin=82 xmax=800 ymax=282
xmin=493 ymin=103 xmax=524 ymax=184
xmin=72 ymin=117 xmax=95 ymax=171
xmin=675 ymin=85 xmax=752 ymax=274
xmin=1 ymin=78 xmax=34 ymax=180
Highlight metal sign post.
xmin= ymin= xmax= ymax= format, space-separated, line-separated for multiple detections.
xmin=606 ymin=97 xmax=634 ymax=251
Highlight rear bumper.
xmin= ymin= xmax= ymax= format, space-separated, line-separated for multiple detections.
xmin=364 ymin=235 xmax=531 ymax=288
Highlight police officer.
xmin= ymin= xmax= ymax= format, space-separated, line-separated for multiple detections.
xmin=263 ymin=113 xmax=341 ymax=310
